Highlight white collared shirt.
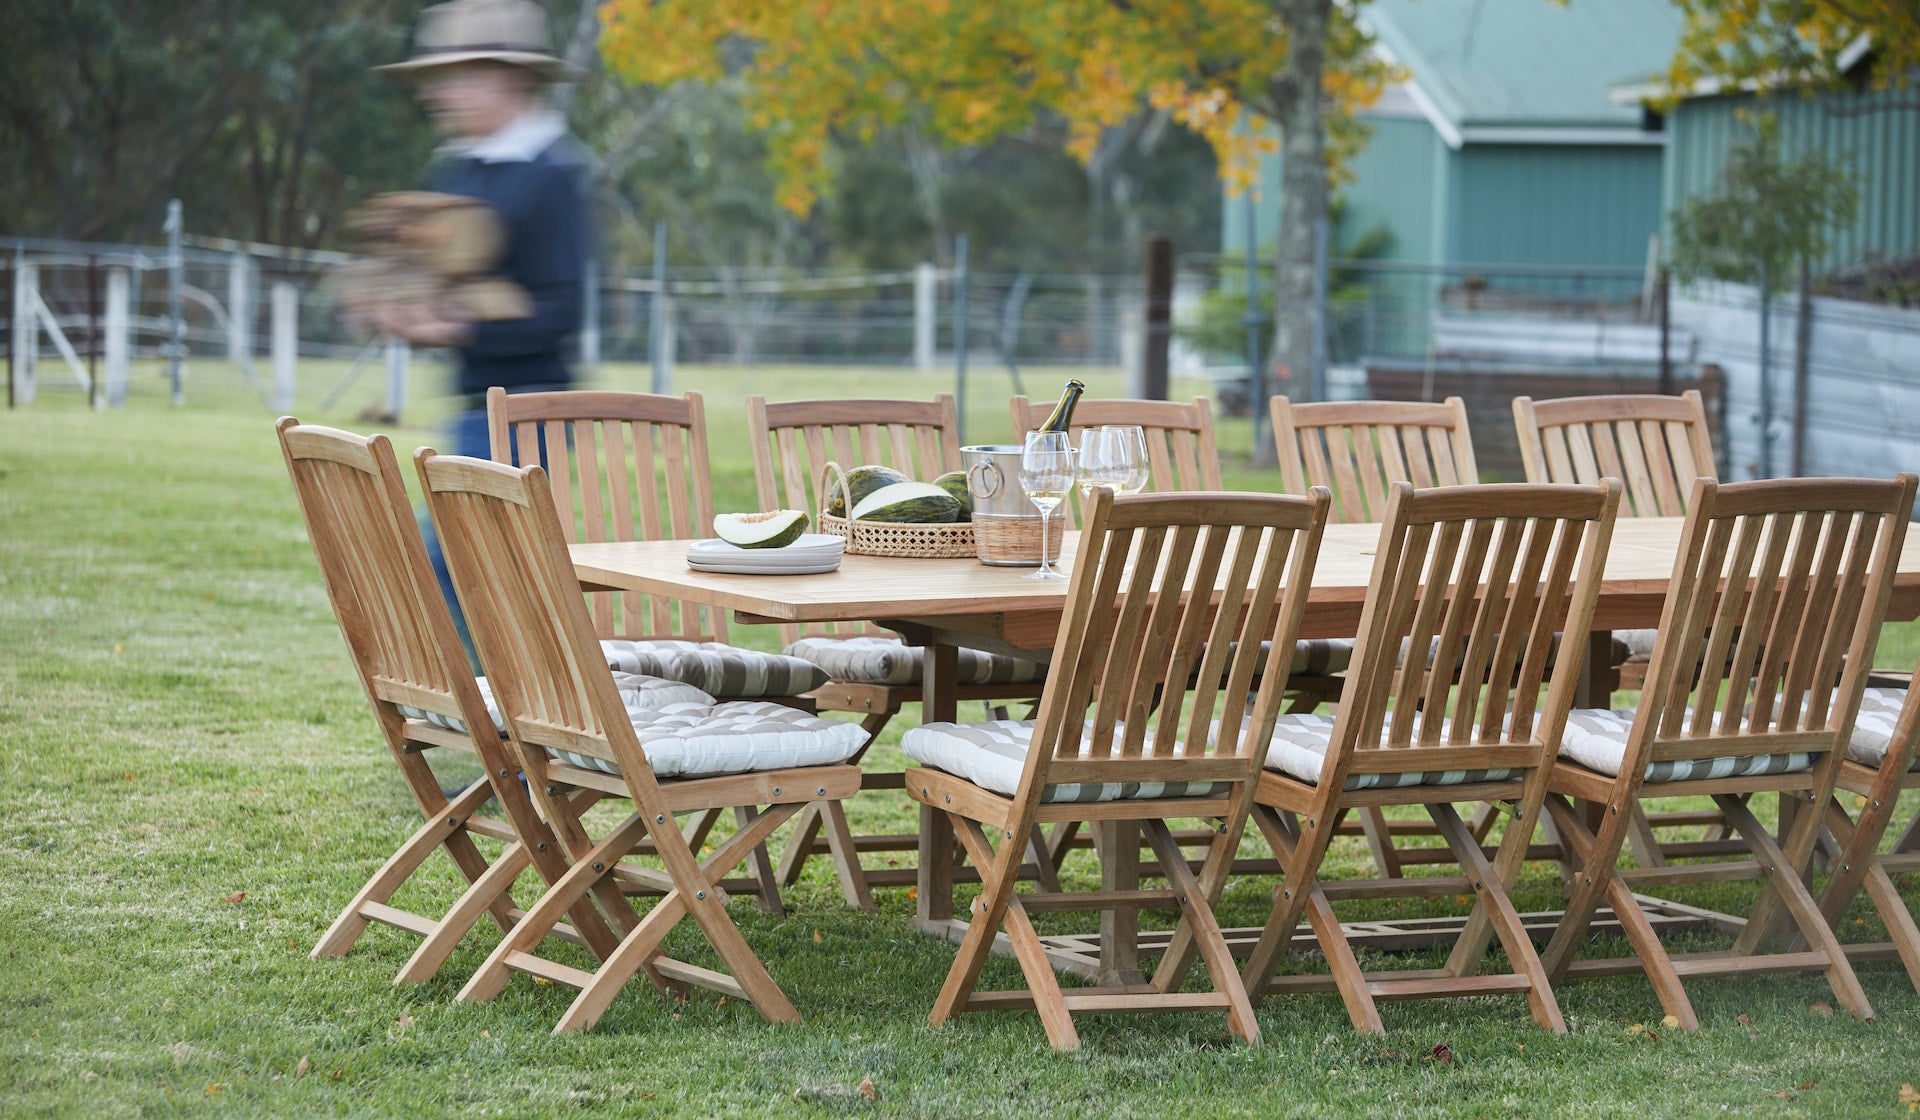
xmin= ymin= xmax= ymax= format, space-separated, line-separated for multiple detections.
xmin=440 ymin=110 xmax=567 ymax=165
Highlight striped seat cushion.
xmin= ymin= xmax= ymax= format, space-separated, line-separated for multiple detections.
xmin=397 ymin=673 xmax=716 ymax=735
xmin=602 ymin=639 xmax=828 ymax=698
xmin=548 ymin=701 xmax=866 ymax=780
xmin=783 ymin=635 xmax=1046 ymax=687
xmin=1260 ymin=713 xmax=1519 ymax=791
xmin=902 ymin=719 xmax=1230 ymax=804
xmin=1848 ymin=687 xmax=1920 ymax=771
xmin=1558 ymin=708 xmax=1815 ymax=782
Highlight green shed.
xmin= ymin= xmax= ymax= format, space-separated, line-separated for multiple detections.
xmin=1224 ymin=0 xmax=1682 ymax=272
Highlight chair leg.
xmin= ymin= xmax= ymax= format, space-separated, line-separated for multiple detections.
xmin=1715 ymin=793 xmax=1875 ymax=1021
xmin=936 ymin=814 xmax=1077 ymax=1049
xmin=1601 ymin=871 xmax=1698 ymax=1029
xmin=395 ymin=841 xmax=533 ymax=984
xmin=1141 ymin=819 xmax=1260 ymax=1044
xmin=1242 ymin=802 xmax=1340 ymax=1001
xmin=1428 ymin=802 xmax=1565 ymax=1034
xmin=1864 ymin=864 xmax=1920 ymax=996
xmin=312 ymin=778 xmax=504 ymax=961
xmin=734 ymin=805 xmax=786 ymax=916
xmin=774 ymin=802 xmax=827 ymax=888
xmin=817 ymin=799 xmax=876 ymax=912
xmin=1623 ymin=805 xmax=1668 ymax=869
xmin=1539 ymin=793 xmax=1633 ymax=982
xmin=1357 ymin=807 xmax=1405 ymax=879
xmin=1026 ymin=825 xmax=1063 ymax=893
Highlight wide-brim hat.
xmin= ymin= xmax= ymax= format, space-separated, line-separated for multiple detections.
xmin=377 ymin=0 xmax=581 ymax=83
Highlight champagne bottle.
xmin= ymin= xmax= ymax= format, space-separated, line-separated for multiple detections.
xmin=1037 ymin=378 xmax=1086 ymax=434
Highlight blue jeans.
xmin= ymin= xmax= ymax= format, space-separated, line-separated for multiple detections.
xmin=422 ymin=406 xmax=493 ymax=672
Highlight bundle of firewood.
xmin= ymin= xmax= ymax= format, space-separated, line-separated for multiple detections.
xmin=331 ymin=191 xmax=531 ymax=323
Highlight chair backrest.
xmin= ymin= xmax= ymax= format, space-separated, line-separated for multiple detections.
xmin=1017 ymin=487 xmax=1331 ymax=816
xmin=1271 ymin=396 xmax=1479 ymax=524
xmin=1616 ymin=474 xmax=1917 ymax=787
xmin=1009 ymin=395 xmax=1222 ymax=528
xmin=416 ymin=448 xmax=674 ymax=803
xmin=274 ymin=417 xmax=523 ymax=797
xmin=747 ymin=394 xmax=962 ymax=642
xmin=487 ymin=387 xmax=723 ymax=642
xmin=1324 ymin=481 xmax=1622 ymax=793
xmin=1513 ymin=390 xmax=1716 ymax=517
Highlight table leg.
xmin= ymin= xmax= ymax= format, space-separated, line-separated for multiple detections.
xmin=1575 ymin=630 xmax=1617 ymax=709
xmin=1095 ymin=819 xmax=1145 ymax=986
xmin=916 ymin=640 xmax=960 ymax=926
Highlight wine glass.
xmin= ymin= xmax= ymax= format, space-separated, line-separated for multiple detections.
xmin=1080 ymin=425 xmax=1151 ymax=498
xmin=1019 ymin=431 xmax=1074 ymax=581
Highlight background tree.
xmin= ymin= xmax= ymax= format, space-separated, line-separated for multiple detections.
xmin=1664 ymin=0 xmax=1920 ymax=96
xmin=1668 ymin=111 xmax=1859 ymax=477
xmin=599 ymin=0 xmax=1392 ymax=419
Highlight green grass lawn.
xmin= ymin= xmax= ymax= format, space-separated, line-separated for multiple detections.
xmin=4 ymin=362 xmax=1920 ymax=1118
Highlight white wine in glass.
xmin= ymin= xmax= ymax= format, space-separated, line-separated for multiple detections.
xmin=1019 ymin=431 xmax=1074 ymax=580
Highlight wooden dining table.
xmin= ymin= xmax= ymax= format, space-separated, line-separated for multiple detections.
xmin=573 ymin=516 xmax=1920 ymax=975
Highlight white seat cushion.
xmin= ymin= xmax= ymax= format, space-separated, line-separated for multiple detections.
xmin=784 ymin=635 xmax=1045 ymax=687
xmin=1260 ymin=713 xmax=1519 ymax=791
xmin=602 ymin=639 xmax=828 ymax=698
xmin=398 ymin=673 xmax=716 ymax=735
xmin=1559 ymin=707 xmax=1815 ymax=782
xmin=1848 ymin=687 xmax=1919 ymax=771
xmin=901 ymin=719 xmax=1230 ymax=804
xmin=549 ymin=701 xmax=865 ymax=779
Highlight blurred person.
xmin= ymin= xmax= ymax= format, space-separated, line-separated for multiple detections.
xmin=372 ymin=0 xmax=589 ymax=662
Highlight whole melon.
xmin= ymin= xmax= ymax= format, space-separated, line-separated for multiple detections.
xmin=826 ymin=464 xmax=911 ymax=517
xmin=933 ymin=470 xmax=973 ymax=520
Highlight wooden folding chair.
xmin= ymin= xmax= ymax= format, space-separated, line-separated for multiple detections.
xmin=1815 ymin=669 xmax=1920 ymax=993
xmin=1538 ymin=474 xmax=1916 ymax=1028
xmin=747 ymin=394 xmax=1047 ymax=908
xmin=1238 ymin=480 xmax=1621 ymax=1035
xmin=1269 ymin=395 xmax=1484 ymax=877
xmin=419 ymin=449 xmax=867 ymax=1032
xmin=1514 ymin=390 xmax=1728 ymax=868
xmin=490 ymin=387 xmax=831 ymax=913
xmin=276 ymin=418 xmax=628 ymax=983
xmin=906 ymin=486 xmax=1331 ymax=1050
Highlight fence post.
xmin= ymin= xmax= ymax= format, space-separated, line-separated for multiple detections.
xmin=1142 ymin=235 xmax=1173 ymax=401
xmin=1657 ymin=267 xmax=1673 ymax=396
xmin=1310 ymin=216 xmax=1330 ymax=403
xmin=384 ymin=339 xmax=409 ymax=419
xmin=914 ymin=262 xmax=937 ymax=373
xmin=952 ymin=234 xmax=970 ymax=444
xmin=271 ymin=281 xmax=298 ymax=412
xmin=105 ymin=267 xmax=130 ymax=406
xmin=3 ymin=256 xmax=11 ymax=409
xmin=580 ymin=257 xmax=600 ymax=371
xmin=12 ymin=259 xmax=37 ymax=407
xmin=227 ymin=253 xmax=252 ymax=367
xmin=650 ymin=222 xmax=670 ymax=394
xmin=165 ymin=199 xmax=184 ymax=406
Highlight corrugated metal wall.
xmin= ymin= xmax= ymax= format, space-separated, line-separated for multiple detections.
xmin=1451 ymin=144 xmax=1666 ymax=268
xmin=1338 ymin=115 xmax=1445 ymax=263
xmin=1665 ymin=89 xmax=1920 ymax=270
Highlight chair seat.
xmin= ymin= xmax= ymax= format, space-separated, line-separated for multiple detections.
xmin=783 ymin=635 xmax=1045 ymax=687
xmin=902 ymin=720 xmax=1230 ymax=804
xmin=399 ymin=673 xmax=716 ymax=735
xmin=1849 ymin=687 xmax=1920 ymax=771
xmin=1559 ymin=708 xmax=1815 ymax=782
xmin=549 ymin=701 xmax=866 ymax=779
xmin=602 ymin=639 xmax=828 ymax=698
xmin=1261 ymin=713 xmax=1519 ymax=791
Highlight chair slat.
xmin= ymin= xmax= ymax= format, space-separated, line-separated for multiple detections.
xmin=1272 ymin=397 xmax=1479 ymax=526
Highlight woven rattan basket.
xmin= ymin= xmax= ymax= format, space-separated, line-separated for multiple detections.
xmin=971 ymin=511 xmax=1066 ymax=567
xmin=818 ymin=461 xmax=977 ymax=559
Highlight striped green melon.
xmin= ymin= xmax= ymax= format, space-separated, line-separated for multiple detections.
xmin=933 ymin=470 xmax=973 ymax=521
xmin=825 ymin=464 xmax=911 ymax=517
xmin=713 ymin=509 xmax=810 ymax=548
xmin=850 ymin=481 xmax=962 ymax=524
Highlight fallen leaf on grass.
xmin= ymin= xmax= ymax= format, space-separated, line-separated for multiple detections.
xmin=206 ymin=1084 xmax=223 ymax=1095
xmin=1798 ymin=1082 xmax=1815 ymax=1091
xmin=640 ymin=1092 xmax=656 ymax=1101
xmin=1422 ymin=1043 xmax=1453 ymax=1065
xmin=813 ymin=928 xmax=823 ymax=943
xmin=395 ymin=1013 xmax=416 ymax=1028
xmin=531 ymin=976 xmax=553 ymax=986
xmin=1626 ymin=1023 xmax=1647 ymax=1035
xmin=858 ymin=1075 xmax=878 ymax=1101
xmin=1769 ymin=1090 xmax=1794 ymax=1100
xmin=223 ymin=892 xmax=247 ymax=905
xmin=1809 ymin=1000 xmax=1835 ymax=1018
xmin=1899 ymin=1083 xmax=1920 ymax=1112
xmin=1661 ymin=1015 xmax=1681 ymax=1029
xmin=330 ymin=1067 xmax=343 ymax=1081
xmin=295 ymin=1056 xmax=309 ymax=1078
xmin=1735 ymin=1013 xmax=1752 ymax=1026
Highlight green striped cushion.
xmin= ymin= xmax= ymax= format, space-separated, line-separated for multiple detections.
xmin=546 ymin=701 xmax=865 ymax=780
xmin=397 ymin=673 xmax=715 ymax=735
xmin=1559 ymin=708 xmax=1815 ymax=782
xmin=1848 ymin=687 xmax=1919 ymax=771
xmin=902 ymin=720 xmax=1230 ymax=804
xmin=602 ymin=639 xmax=828 ymax=698
xmin=784 ymin=636 xmax=1045 ymax=687
xmin=1260 ymin=713 xmax=1519 ymax=791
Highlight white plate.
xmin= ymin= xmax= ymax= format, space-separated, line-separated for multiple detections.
xmin=686 ymin=533 xmax=845 ymax=561
xmin=687 ymin=558 xmax=843 ymax=576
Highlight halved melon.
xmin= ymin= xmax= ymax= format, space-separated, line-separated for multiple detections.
xmin=850 ymin=481 xmax=962 ymax=523
xmin=714 ymin=509 xmax=810 ymax=549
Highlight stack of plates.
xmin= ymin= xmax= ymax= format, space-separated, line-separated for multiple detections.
xmin=686 ymin=533 xmax=845 ymax=575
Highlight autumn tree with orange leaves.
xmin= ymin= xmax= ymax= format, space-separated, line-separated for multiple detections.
xmin=600 ymin=0 xmax=1392 ymax=420
xmin=1664 ymin=0 xmax=1919 ymax=96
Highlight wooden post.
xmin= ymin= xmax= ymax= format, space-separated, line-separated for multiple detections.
xmin=88 ymin=255 xmax=102 ymax=410
xmin=384 ymin=337 xmax=410 ymax=419
xmin=104 ymin=267 xmax=130 ymax=407
xmin=914 ymin=262 xmax=937 ymax=373
xmin=12 ymin=260 xmax=36 ymax=407
xmin=1657 ymin=267 xmax=1673 ymax=397
xmin=1142 ymin=234 xmax=1173 ymax=401
xmin=2 ymin=257 xmax=10 ymax=409
xmin=1792 ymin=258 xmax=1813 ymax=477
xmin=227 ymin=253 xmax=252 ymax=367
xmin=271 ymin=281 xmax=298 ymax=412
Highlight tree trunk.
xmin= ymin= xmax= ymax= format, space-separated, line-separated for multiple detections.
xmin=1260 ymin=0 xmax=1331 ymax=465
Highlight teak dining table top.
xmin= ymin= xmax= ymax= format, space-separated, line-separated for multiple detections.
xmin=572 ymin=517 xmax=1920 ymax=650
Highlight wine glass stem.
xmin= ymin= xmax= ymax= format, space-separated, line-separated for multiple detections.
xmin=1038 ymin=508 xmax=1051 ymax=573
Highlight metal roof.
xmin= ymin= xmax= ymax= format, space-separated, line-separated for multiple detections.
xmin=1365 ymin=0 xmax=1685 ymax=133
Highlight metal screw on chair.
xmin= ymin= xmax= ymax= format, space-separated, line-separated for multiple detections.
xmin=592 ymin=862 xmax=605 ymax=872
xmin=1842 ymin=863 xmax=1851 ymax=871
xmin=695 ymin=890 xmax=706 ymax=900
xmin=771 ymin=787 xmax=781 ymax=796
xmin=1005 ymin=830 xmax=1013 ymax=839
xmin=447 ymin=817 xmax=459 ymax=827
xmin=537 ymin=842 xmax=548 ymax=852
xmin=816 ymin=787 xmax=826 ymax=796
xmin=656 ymin=814 xmax=666 ymax=823
xmin=499 ymin=768 xmax=510 ymax=778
